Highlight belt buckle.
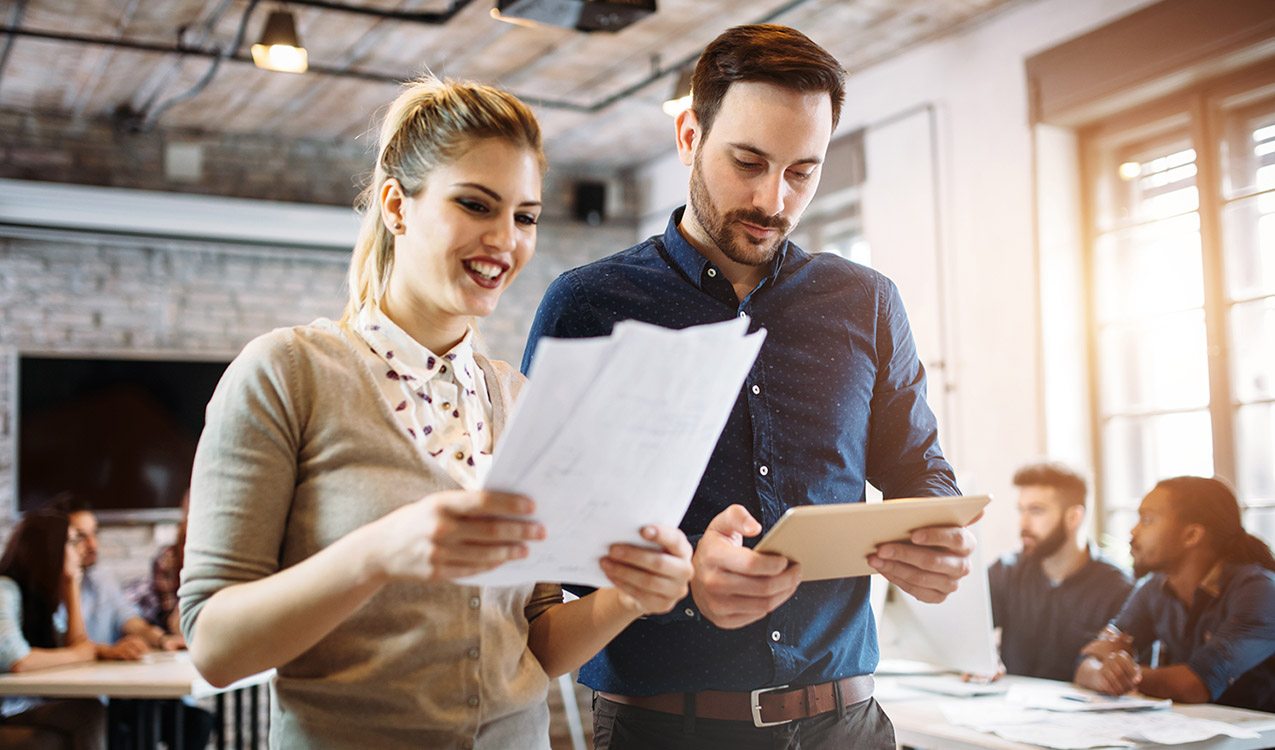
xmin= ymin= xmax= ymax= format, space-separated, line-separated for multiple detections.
xmin=749 ymin=684 xmax=792 ymax=728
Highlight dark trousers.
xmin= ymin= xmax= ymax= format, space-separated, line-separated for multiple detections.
xmin=592 ymin=693 xmax=896 ymax=750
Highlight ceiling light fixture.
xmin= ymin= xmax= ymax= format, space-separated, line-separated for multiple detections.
xmin=492 ymin=0 xmax=656 ymax=33
xmin=251 ymin=8 xmax=307 ymax=73
xmin=662 ymin=67 xmax=692 ymax=117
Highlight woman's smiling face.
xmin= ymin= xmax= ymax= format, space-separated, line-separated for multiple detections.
xmin=382 ymin=137 xmax=542 ymax=333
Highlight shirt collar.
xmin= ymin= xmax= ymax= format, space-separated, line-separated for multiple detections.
xmin=355 ymin=305 xmax=477 ymax=389
xmin=662 ymin=205 xmax=789 ymax=292
xmin=1197 ymin=561 xmax=1226 ymax=599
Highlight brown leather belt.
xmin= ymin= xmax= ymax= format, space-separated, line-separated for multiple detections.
xmin=598 ymin=674 xmax=875 ymax=728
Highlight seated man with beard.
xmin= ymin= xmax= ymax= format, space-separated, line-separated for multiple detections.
xmin=987 ymin=462 xmax=1133 ymax=681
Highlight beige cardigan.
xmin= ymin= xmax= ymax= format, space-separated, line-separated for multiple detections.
xmin=180 ymin=320 xmax=559 ymax=750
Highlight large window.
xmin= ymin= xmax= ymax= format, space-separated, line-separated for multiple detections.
xmin=1083 ymin=64 xmax=1275 ymax=550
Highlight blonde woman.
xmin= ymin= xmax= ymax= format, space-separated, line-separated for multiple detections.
xmin=178 ymin=77 xmax=693 ymax=750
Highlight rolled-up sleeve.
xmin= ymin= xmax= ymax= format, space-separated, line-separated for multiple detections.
xmin=0 ymin=578 xmax=32 ymax=672
xmin=1185 ymin=575 xmax=1275 ymax=699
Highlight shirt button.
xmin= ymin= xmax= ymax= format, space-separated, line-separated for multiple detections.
xmin=440 ymin=365 xmax=448 ymax=374
xmin=467 ymin=695 xmax=480 ymax=707
xmin=751 ymin=385 xmax=760 ymax=395
xmin=759 ymin=465 xmax=769 ymax=476
xmin=468 ymin=647 xmax=480 ymax=660
xmin=468 ymin=596 xmax=480 ymax=609
xmin=771 ymin=630 xmax=781 ymax=642
xmin=707 ymin=268 xmax=717 ymax=277
xmin=683 ymin=607 xmax=695 ymax=617
xmin=455 ymin=451 xmax=465 ymax=460
xmin=442 ymin=402 xmax=452 ymax=410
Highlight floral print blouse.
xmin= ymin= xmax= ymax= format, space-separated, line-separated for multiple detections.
xmin=355 ymin=306 xmax=493 ymax=490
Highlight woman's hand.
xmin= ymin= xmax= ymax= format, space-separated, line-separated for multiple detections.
xmin=600 ymin=525 xmax=694 ymax=617
xmin=368 ymin=490 xmax=546 ymax=583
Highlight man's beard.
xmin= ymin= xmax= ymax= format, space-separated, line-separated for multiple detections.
xmin=1023 ymin=520 xmax=1069 ymax=561
xmin=689 ymin=151 xmax=792 ymax=267
xmin=1132 ymin=548 xmax=1161 ymax=579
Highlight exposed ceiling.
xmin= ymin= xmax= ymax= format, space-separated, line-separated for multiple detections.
xmin=0 ymin=0 xmax=1026 ymax=171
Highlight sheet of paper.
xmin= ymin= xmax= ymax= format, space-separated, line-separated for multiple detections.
xmin=941 ymin=689 xmax=1260 ymax=749
xmin=460 ymin=318 xmax=765 ymax=588
xmin=898 ymin=674 xmax=1008 ymax=697
xmin=1006 ymin=683 xmax=1171 ymax=712
xmin=884 ymin=522 xmax=1000 ymax=676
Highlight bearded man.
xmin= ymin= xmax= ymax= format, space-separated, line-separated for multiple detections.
xmin=987 ymin=462 xmax=1133 ymax=681
xmin=524 ymin=24 xmax=977 ymax=750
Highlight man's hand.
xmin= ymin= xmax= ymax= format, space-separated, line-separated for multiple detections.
xmin=1078 ymin=650 xmax=1142 ymax=695
xmin=689 ymin=505 xmax=801 ymax=630
xmin=1080 ymin=625 xmax=1133 ymax=661
xmin=97 ymin=635 xmax=148 ymax=661
xmin=1075 ymin=625 xmax=1141 ymax=695
xmin=962 ymin=659 xmax=1006 ymax=683
xmin=869 ymin=523 xmax=975 ymax=603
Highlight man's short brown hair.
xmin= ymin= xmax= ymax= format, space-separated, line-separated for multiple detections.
xmin=1012 ymin=462 xmax=1087 ymax=509
xmin=691 ymin=25 xmax=846 ymax=140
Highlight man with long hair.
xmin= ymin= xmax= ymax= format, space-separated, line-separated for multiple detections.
xmin=1074 ymin=476 xmax=1275 ymax=711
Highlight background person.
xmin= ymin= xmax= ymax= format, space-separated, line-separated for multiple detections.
xmin=1074 ymin=476 xmax=1275 ymax=711
xmin=179 ymin=76 xmax=693 ymax=750
xmin=524 ymin=24 xmax=975 ymax=750
xmin=0 ymin=511 xmax=106 ymax=750
xmin=47 ymin=494 xmax=164 ymax=655
xmin=125 ymin=490 xmax=190 ymax=645
xmin=986 ymin=462 xmax=1132 ymax=681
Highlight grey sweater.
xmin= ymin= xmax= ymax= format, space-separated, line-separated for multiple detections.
xmin=180 ymin=320 xmax=558 ymax=750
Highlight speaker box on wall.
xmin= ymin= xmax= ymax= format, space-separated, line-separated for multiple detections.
xmin=574 ymin=181 xmax=606 ymax=225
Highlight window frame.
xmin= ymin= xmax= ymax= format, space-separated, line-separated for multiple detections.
xmin=1080 ymin=58 xmax=1275 ymax=547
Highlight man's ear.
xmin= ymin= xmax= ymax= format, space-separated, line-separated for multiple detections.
xmin=380 ymin=178 xmax=407 ymax=235
xmin=1063 ymin=504 xmax=1086 ymax=534
xmin=675 ymin=107 xmax=700 ymax=167
xmin=1181 ymin=522 xmax=1206 ymax=550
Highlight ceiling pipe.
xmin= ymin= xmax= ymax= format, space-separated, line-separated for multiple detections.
xmin=0 ymin=0 xmax=29 ymax=95
xmin=0 ymin=0 xmax=821 ymax=115
xmin=278 ymin=0 xmax=476 ymax=25
xmin=138 ymin=0 xmax=260 ymax=131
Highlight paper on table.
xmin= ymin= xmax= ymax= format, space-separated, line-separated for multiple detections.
xmin=941 ymin=686 xmax=1259 ymax=749
xmin=459 ymin=318 xmax=765 ymax=588
xmin=897 ymin=674 xmax=1008 ymax=697
xmin=1006 ymin=684 xmax=1170 ymax=712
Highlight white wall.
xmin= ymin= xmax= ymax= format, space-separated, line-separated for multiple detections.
xmin=834 ymin=0 xmax=1160 ymax=557
xmin=631 ymin=0 xmax=1160 ymax=559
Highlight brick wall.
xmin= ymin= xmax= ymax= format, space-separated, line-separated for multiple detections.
xmin=0 ymin=107 xmax=370 ymax=207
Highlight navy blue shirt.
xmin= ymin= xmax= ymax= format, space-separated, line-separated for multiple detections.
xmin=989 ymin=548 xmax=1133 ymax=681
xmin=1112 ymin=562 xmax=1275 ymax=712
xmin=523 ymin=208 xmax=959 ymax=694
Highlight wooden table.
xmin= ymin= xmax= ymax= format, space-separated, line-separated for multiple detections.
xmin=876 ymin=675 xmax=1275 ymax=750
xmin=0 ymin=651 xmax=273 ymax=750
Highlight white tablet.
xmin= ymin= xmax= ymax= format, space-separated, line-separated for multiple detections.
xmin=753 ymin=494 xmax=990 ymax=581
